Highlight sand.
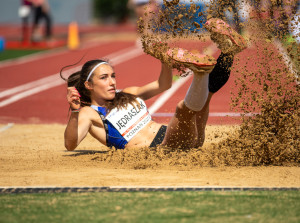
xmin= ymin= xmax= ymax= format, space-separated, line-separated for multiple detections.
xmin=0 ymin=124 xmax=299 ymax=187
xmin=1 ymin=1 xmax=299 ymax=189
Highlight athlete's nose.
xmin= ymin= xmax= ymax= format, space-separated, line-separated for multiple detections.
xmin=109 ymin=76 xmax=116 ymax=85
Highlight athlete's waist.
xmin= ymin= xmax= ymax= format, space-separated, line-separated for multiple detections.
xmin=126 ymin=121 xmax=162 ymax=147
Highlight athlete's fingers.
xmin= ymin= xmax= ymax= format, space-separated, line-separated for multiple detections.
xmin=70 ymin=98 xmax=81 ymax=107
xmin=70 ymin=89 xmax=81 ymax=97
xmin=70 ymin=96 xmax=80 ymax=101
xmin=67 ymin=86 xmax=76 ymax=93
xmin=67 ymin=94 xmax=80 ymax=103
xmin=67 ymin=90 xmax=80 ymax=99
xmin=71 ymin=96 xmax=80 ymax=100
xmin=67 ymin=87 xmax=80 ymax=95
xmin=70 ymin=92 xmax=80 ymax=98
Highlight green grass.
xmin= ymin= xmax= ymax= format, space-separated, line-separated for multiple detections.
xmin=0 ymin=191 xmax=299 ymax=223
xmin=0 ymin=49 xmax=44 ymax=61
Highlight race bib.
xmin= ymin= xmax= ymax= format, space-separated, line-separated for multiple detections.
xmin=106 ymin=98 xmax=151 ymax=141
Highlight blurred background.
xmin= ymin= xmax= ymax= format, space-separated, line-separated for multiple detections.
xmin=1 ymin=0 xmax=122 ymax=25
xmin=0 ymin=0 xmax=212 ymax=25
xmin=0 ymin=0 xmax=298 ymax=62
xmin=0 ymin=0 xmax=298 ymax=125
xmin=0 ymin=0 xmax=251 ymax=51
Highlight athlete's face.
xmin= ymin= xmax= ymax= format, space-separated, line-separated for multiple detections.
xmin=86 ymin=64 xmax=116 ymax=103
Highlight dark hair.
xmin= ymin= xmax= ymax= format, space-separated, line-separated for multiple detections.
xmin=60 ymin=59 xmax=139 ymax=112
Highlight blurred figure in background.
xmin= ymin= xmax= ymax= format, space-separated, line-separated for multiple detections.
xmin=127 ymin=0 xmax=158 ymax=22
xmin=29 ymin=0 xmax=53 ymax=42
xmin=19 ymin=0 xmax=32 ymax=44
xmin=127 ymin=0 xmax=159 ymax=46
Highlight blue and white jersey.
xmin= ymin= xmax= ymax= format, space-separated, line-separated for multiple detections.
xmin=91 ymin=98 xmax=152 ymax=149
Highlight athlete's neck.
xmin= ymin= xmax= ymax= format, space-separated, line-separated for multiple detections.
xmin=90 ymin=99 xmax=106 ymax=108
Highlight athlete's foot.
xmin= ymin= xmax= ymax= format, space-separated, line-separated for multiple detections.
xmin=204 ymin=18 xmax=247 ymax=55
xmin=167 ymin=47 xmax=216 ymax=74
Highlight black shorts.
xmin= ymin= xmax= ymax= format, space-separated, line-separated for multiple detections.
xmin=149 ymin=125 xmax=167 ymax=148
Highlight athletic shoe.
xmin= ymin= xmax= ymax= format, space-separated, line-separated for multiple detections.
xmin=204 ymin=18 xmax=247 ymax=54
xmin=167 ymin=47 xmax=216 ymax=73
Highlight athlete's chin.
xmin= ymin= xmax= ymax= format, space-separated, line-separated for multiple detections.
xmin=106 ymin=92 xmax=116 ymax=100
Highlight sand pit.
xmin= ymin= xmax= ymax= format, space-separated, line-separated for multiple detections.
xmin=0 ymin=0 xmax=299 ymax=190
xmin=0 ymin=124 xmax=299 ymax=188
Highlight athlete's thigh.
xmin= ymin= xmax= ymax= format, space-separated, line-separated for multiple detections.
xmin=161 ymin=101 xmax=198 ymax=148
xmin=162 ymin=118 xmax=197 ymax=148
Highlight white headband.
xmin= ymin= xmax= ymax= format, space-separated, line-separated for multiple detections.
xmin=86 ymin=62 xmax=108 ymax=81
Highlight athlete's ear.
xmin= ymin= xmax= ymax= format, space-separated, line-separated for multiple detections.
xmin=84 ymin=81 xmax=93 ymax=90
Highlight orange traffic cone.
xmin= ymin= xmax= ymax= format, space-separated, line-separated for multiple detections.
xmin=67 ymin=21 xmax=80 ymax=50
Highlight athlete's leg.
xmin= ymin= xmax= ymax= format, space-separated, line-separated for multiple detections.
xmin=193 ymin=18 xmax=247 ymax=147
xmin=162 ymin=18 xmax=246 ymax=149
xmin=32 ymin=6 xmax=42 ymax=42
xmin=208 ymin=53 xmax=234 ymax=93
xmin=161 ymin=54 xmax=236 ymax=149
xmin=161 ymin=56 xmax=233 ymax=149
xmin=161 ymin=71 xmax=211 ymax=149
xmin=42 ymin=10 xmax=52 ymax=39
xmin=161 ymin=100 xmax=198 ymax=149
xmin=194 ymin=92 xmax=213 ymax=147
xmin=165 ymin=53 xmax=233 ymax=149
xmin=194 ymin=54 xmax=234 ymax=147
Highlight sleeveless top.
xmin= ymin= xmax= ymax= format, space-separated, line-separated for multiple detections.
xmin=91 ymin=98 xmax=152 ymax=149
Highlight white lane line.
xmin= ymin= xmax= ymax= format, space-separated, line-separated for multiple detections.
xmin=0 ymin=45 xmax=144 ymax=108
xmin=0 ymin=74 xmax=59 ymax=99
xmin=152 ymin=112 xmax=258 ymax=117
xmin=0 ymin=79 xmax=64 ymax=107
xmin=149 ymin=75 xmax=192 ymax=114
xmin=0 ymin=123 xmax=14 ymax=133
xmin=110 ymin=46 xmax=144 ymax=65
xmin=0 ymin=45 xmax=142 ymax=100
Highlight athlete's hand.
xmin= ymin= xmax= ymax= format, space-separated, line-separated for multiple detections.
xmin=67 ymin=87 xmax=81 ymax=110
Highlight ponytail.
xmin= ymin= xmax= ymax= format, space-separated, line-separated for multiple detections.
xmin=59 ymin=56 xmax=92 ymax=107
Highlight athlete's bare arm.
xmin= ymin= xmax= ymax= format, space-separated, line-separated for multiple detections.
xmin=123 ymin=63 xmax=172 ymax=100
xmin=64 ymin=87 xmax=92 ymax=151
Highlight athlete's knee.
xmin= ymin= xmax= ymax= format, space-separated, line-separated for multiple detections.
xmin=175 ymin=100 xmax=196 ymax=118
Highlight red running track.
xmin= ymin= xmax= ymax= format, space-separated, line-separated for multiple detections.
xmin=0 ymin=38 xmax=253 ymax=125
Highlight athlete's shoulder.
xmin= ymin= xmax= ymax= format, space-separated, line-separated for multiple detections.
xmin=80 ymin=106 xmax=105 ymax=127
xmin=79 ymin=106 xmax=99 ymax=118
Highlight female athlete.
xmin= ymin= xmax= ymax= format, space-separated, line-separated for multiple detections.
xmin=61 ymin=18 xmax=247 ymax=151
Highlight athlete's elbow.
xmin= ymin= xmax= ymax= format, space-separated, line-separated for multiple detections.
xmin=163 ymin=83 xmax=172 ymax=91
xmin=65 ymin=141 xmax=77 ymax=151
xmin=166 ymin=83 xmax=172 ymax=90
